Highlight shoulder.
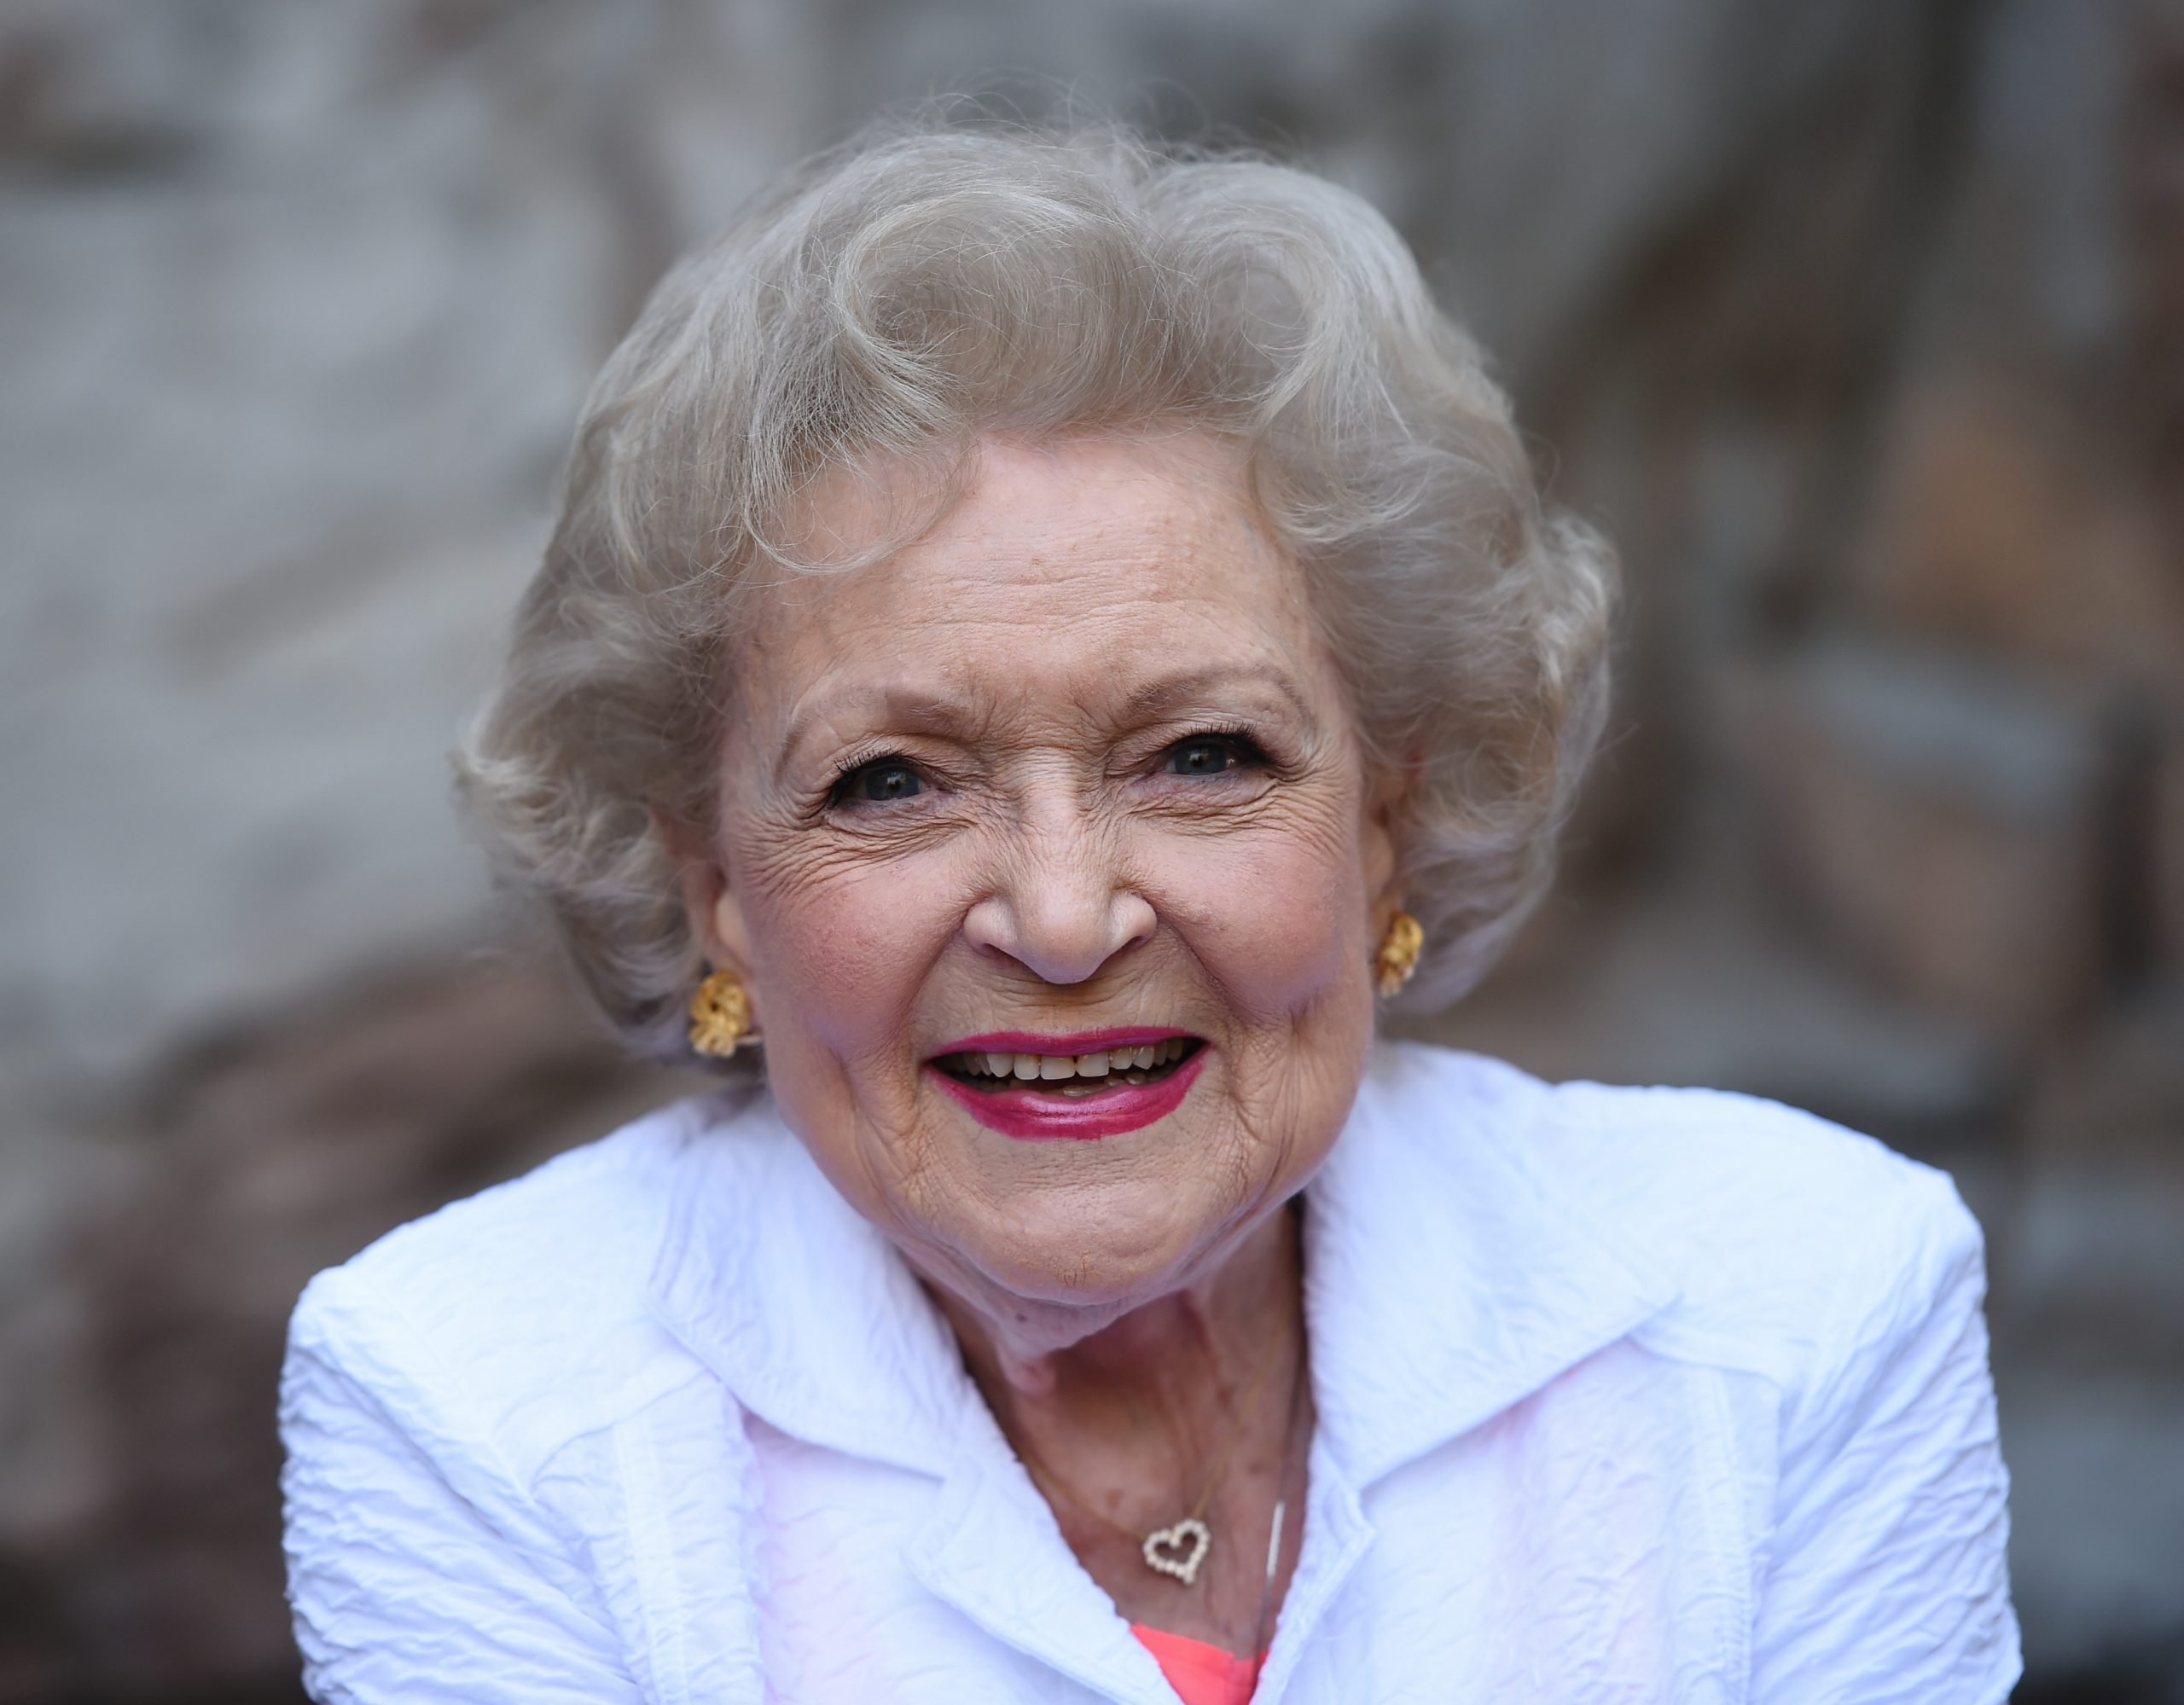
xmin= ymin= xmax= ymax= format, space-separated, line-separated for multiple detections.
xmin=1539 ymin=1069 xmax=1984 ymax=1395
xmin=1371 ymin=1041 xmax=1989 ymax=1393
xmin=285 ymin=1091 xmax=741 ymax=1480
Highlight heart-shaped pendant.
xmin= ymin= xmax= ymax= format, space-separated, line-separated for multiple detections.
xmin=1141 ymin=1517 xmax=1211 ymax=1586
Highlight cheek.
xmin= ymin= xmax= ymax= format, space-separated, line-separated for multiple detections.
xmin=1153 ymin=817 xmax=1368 ymax=1018
xmin=741 ymin=855 xmax=952 ymax=1069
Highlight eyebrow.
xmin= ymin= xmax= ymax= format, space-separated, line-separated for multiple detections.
xmin=1113 ymin=663 xmax=1316 ymax=724
xmin=770 ymin=661 xmax=1317 ymax=782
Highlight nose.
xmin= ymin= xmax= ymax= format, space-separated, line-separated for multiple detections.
xmin=962 ymin=821 xmax=1157 ymax=986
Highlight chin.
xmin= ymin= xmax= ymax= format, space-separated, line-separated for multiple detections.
xmin=945 ymin=1180 xmax=1246 ymax=1311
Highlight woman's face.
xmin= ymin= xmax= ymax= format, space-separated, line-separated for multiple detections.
xmin=697 ymin=434 xmax=1397 ymax=1345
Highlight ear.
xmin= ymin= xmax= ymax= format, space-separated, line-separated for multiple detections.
xmin=654 ymin=809 xmax=758 ymax=977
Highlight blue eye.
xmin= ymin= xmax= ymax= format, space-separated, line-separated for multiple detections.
xmin=1165 ymin=735 xmax=1257 ymax=777
xmin=835 ymin=761 xmax=922 ymax=804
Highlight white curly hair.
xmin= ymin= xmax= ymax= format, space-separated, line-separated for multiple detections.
xmin=456 ymin=107 xmax=1617 ymax=1068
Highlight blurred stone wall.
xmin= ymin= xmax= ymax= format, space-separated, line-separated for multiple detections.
xmin=2 ymin=0 xmax=2179 ymax=1697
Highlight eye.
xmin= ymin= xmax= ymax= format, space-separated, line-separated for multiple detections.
xmin=832 ymin=758 xmax=924 ymax=806
xmin=1162 ymin=733 xmax=1263 ymax=778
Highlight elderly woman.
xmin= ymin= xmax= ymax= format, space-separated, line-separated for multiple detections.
xmin=280 ymin=116 xmax=2018 ymax=1703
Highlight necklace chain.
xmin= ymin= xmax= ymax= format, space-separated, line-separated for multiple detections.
xmin=1007 ymin=1314 xmax=1298 ymax=1582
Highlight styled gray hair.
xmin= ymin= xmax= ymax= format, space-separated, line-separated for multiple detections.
xmin=456 ymin=109 xmax=1616 ymax=1068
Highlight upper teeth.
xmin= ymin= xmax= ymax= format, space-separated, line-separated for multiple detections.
xmin=956 ymin=1038 xmax=1191 ymax=1080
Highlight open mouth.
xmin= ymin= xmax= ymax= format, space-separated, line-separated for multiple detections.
xmin=932 ymin=1037 xmax=1204 ymax=1099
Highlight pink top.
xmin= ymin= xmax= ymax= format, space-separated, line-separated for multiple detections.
xmin=1131 ymin=1625 xmax=1263 ymax=1705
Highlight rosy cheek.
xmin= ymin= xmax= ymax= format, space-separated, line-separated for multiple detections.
xmin=758 ymin=863 xmax=944 ymax=1064
xmin=1154 ymin=833 xmax=1362 ymax=1018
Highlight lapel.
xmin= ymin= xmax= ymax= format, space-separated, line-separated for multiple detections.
xmin=906 ymin=1412 xmax=1181 ymax=1705
xmin=644 ymin=1090 xmax=967 ymax=1476
xmin=1300 ymin=1042 xmax=1682 ymax=1490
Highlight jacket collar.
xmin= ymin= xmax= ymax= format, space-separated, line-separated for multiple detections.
xmin=645 ymin=1042 xmax=1680 ymax=1490
xmin=645 ymin=1089 xmax=976 ymax=1476
xmin=1298 ymin=1042 xmax=1681 ymax=1486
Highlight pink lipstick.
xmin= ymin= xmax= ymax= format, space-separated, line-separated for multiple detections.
xmin=926 ymin=1029 xmax=1206 ymax=1141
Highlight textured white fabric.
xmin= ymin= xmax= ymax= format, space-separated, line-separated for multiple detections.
xmin=281 ymin=1041 xmax=2020 ymax=1702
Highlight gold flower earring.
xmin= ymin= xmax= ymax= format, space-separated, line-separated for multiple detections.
xmin=688 ymin=969 xmax=758 ymax=1057
xmin=1374 ymin=911 xmax=1424 ymax=998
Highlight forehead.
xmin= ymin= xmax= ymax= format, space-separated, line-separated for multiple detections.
xmin=731 ymin=435 xmax=1331 ymax=741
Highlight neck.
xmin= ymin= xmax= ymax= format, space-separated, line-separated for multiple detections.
xmin=933 ymin=1200 xmax=1304 ymax=1449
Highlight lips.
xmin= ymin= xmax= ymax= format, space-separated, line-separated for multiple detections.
xmin=925 ymin=1029 xmax=1207 ymax=1141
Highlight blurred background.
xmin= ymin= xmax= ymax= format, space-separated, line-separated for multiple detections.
xmin=2 ymin=0 xmax=2180 ymax=1697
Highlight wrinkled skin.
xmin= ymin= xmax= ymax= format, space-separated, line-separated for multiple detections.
xmin=678 ymin=432 xmax=1403 ymax=1647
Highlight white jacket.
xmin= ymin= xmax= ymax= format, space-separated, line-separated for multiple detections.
xmin=280 ymin=1041 xmax=2020 ymax=1702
